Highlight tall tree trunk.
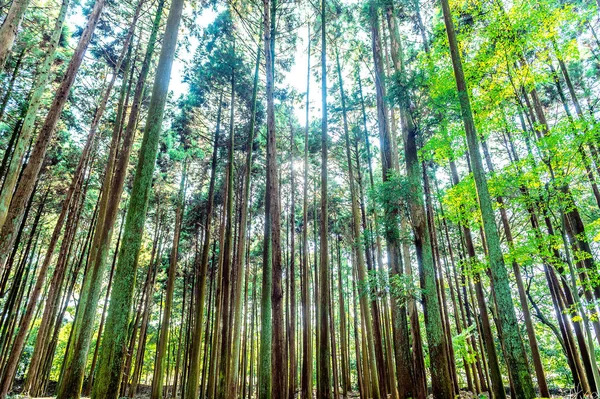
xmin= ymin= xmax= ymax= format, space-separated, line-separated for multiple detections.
xmin=129 ymin=221 xmax=163 ymax=398
xmin=300 ymin=23 xmax=313 ymax=399
xmin=439 ymin=0 xmax=535 ymax=396
xmin=0 ymin=0 xmax=105 ymax=275
xmin=258 ymin=0 xmax=283 ymax=396
xmin=317 ymin=0 xmax=331 ymax=397
xmin=90 ymin=0 xmax=184 ymax=396
xmin=335 ymin=238 xmax=350 ymax=394
xmin=227 ymin=32 xmax=261 ymax=399
xmin=185 ymin=89 xmax=223 ymax=399
xmin=343 ymin=59 xmax=381 ymax=399
xmin=151 ymin=162 xmax=186 ymax=399
xmin=0 ymin=0 xmax=67 ymax=228
xmin=217 ymin=68 xmax=236 ymax=399
xmin=287 ymin=105 xmax=297 ymax=399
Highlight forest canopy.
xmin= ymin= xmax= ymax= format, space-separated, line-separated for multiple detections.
xmin=0 ymin=0 xmax=599 ymax=398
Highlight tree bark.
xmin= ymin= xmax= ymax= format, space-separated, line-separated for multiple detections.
xmin=0 ymin=0 xmax=105 ymax=274
xmin=317 ymin=0 xmax=331 ymax=397
xmin=90 ymin=0 xmax=184 ymax=396
xmin=439 ymin=0 xmax=536 ymax=396
xmin=0 ymin=0 xmax=31 ymax=70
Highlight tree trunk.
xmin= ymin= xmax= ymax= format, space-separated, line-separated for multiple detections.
xmin=300 ymin=23 xmax=313 ymax=399
xmin=287 ymin=105 xmax=297 ymax=399
xmin=151 ymin=162 xmax=186 ymax=399
xmin=0 ymin=0 xmax=31 ymax=70
xmin=0 ymin=0 xmax=68 ymax=228
xmin=216 ymin=69 xmax=236 ymax=399
xmin=439 ymin=0 xmax=536 ymax=396
xmin=0 ymin=47 xmax=25 ymax=121
xmin=0 ymin=0 xmax=105 ymax=277
xmin=90 ymin=0 xmax=184 ymax=396
xmin=227 ymin=32 xmax=261 ymax=399
xmin=317 ymin=0 xmax=331 ymax=397
xmin=185 ymin=88 xmax=223 ymax=399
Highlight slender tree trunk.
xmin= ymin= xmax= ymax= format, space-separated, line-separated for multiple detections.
xmin=151 ymin=162 xmax=186 ymax=399
xmin=317 ymin=0 xmax=331 ymax=397
xmin=85 ymin=215 xmax=123 ymax=395
xmin=227 ymin=32 xmax=261 ymax=399
xmin=259 ymin=0 xmax=283 ymax=396
xmin=300 ymin=23 xmax=313 ymax=399
xmin=217 ymin=69 xmax=236 ymax=399
xmin=287 ymin=105 xmax=297 ymax=399
xmin=0 ymin=47 xmax=24 ymax=121
xmin=343 ymin=58 xmax=381 ymax=399
xmin=335 ymin=238 xmax=350 ymax=394
xmin=129 ymin=223 xmax=162 ymax=398
xmin=185 ymin=88 xmax=223 ymax=399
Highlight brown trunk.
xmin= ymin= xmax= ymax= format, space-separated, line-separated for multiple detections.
xmin=151 ymin=162 xmax=186 ymax=399
xmin=0 ymin=0 xmax=105 ymax=273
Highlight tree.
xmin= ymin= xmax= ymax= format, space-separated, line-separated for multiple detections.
xmin=90 ymin=0 xmax=185 ymax=396
xmin=439 ymin=0 xmax=535 ymax=396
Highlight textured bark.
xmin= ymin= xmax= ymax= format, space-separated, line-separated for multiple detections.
xmin=383 ymin=7 xmax=431 ymax=398
xmin=0 ymin=0 xmax=69 ymax=228
xmin=0 ymin=0 xmax=31 ymax=70
xmin=90 ymin=0 xmax=184 ymax=396
xmin=0 ymin=0 xmax=105 ymax=275
xmin=258 ymin=0 xmax=282 ymax=396
xmin=129 ymin=222 xmax=162 ymax=398
xmin=439 ymin=0 xmax=536 ymax=396
xmin=402 ymin=75 xmax=453 ymax=399
xmin=85 ymin=214 xmax=123 ymax=396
